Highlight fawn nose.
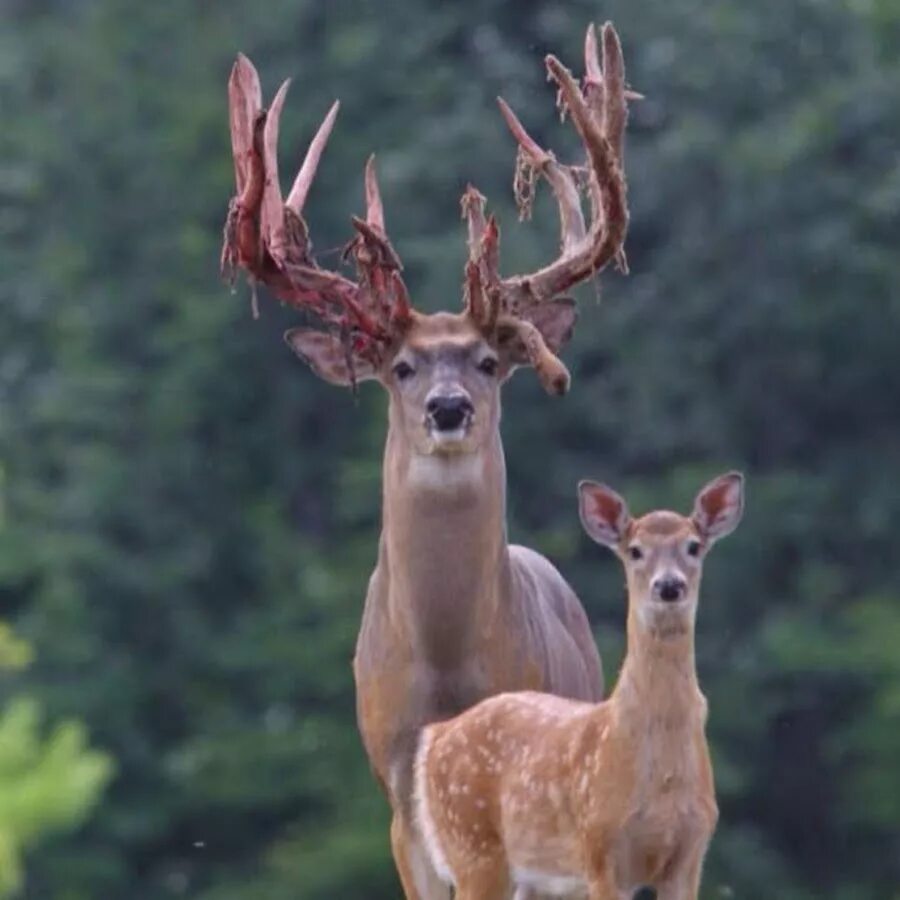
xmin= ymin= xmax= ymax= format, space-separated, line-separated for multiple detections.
xmin=654 ymin=575 xmax=687 ymax=603
xmin=426 ymin=394 xmax=473 ymax=432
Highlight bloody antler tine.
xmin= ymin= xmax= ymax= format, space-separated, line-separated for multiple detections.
xmin=285 ymin=99 xmax=340 ymax=215
xmin=497 ymin=96 xmax=550 ymax=165
xmin=465 ymin=260 xmax=486 ymax=324
xmin=584 ymin=24 xmax=603 ymax=89
xmin=545 ymin=57 xmax=600 ymax=153
xmin=350 ymin=216 xmax=404 ymax=271
xmin=365 ymin=154 xmax=386 ymax=233
xmin=461 ymin=184 xmax=487 ymax=262
xmin=498 ymin=95 xmax=586 ymax=252
xmin=261 ymin=78 xmax=291 ymax=267
xmin=228 ymin=54 xmax=262 ymax=195
xmin=601 ymin=23 xmax=627 ymax=168
xmin=390 ymin=270 xmax=412 ymax=326
xmin=481 ymin=215 xmax=500 ymax=287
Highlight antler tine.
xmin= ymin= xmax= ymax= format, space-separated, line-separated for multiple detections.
xmin=461 ymin=184 xmax=487 ymax=261
xmin=285 ymin=99 xmax=340 ymax=215
xmin=461 ymin=184 xmax=504 ymax=331
xmin=584 ymin=22 xmax=634 ymax=273
xmin=497 ymin=96 xmax=586 ymax=254
xmin=228 ymin=54 xmax=262 ymax=197
xmin=349 ymin=156 xmax=411 ymax=328
xmin=364 ymin=154 xmax=386 ymax=233
xmin=261 ymin=78 xmax=291 ymax=268
xmin=349 ymin=163 xmax=403 ymax=274
xmin=599 ymin=23 xmax=627 ymax=180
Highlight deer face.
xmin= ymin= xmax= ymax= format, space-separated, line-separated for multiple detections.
xmin=385 ymin=313 xmax=502 ymax=456
xmin=286 ymin=303 xmax=577 ymax=457
xmin=578 ymin=473 xmax=744 ymax=636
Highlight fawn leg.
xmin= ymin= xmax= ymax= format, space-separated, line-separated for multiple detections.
xmin=455 ymin=857 xmax=511 ymax=900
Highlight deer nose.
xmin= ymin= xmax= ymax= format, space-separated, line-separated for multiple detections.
xmin=426 ymin=394 xmax=473 ymax=432
xmin=654 ymin=576 xmax=687 ymax=603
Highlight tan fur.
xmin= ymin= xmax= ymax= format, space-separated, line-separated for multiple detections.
xmin=415 ymin=496 xmax=737 ymax=900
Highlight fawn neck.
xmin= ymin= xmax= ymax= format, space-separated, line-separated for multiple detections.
xmin=379 ymin=417 xmax=509 ymax=667
xmin=610 ymin=603 xmax=703 ymax=732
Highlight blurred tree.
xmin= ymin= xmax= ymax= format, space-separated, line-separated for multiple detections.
xmin=0 ymin=0 xmax=897 ymax=898
xmin=0 ymin=626 xmax=112 ymax=897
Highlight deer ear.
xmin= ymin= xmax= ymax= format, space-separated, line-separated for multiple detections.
xmin=528 ymin=298 xmax=577 ymax=354
xmin=692 ymin=471 xmax=744 ymax=543
xmin=284 ymin=329 xmax=379 ymax=387
xmin=578 ymin=480 xmax=631 ymax=549
xmin=497 ymin=300 xmax=578 ymax=372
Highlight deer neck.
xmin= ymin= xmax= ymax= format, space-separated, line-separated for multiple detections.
xmin=609 ymin=608 xmax=703 ymax=734
xmin=378 ymin=422 xmax=509 ymax=667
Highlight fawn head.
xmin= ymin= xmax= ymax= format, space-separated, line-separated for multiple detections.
xmin=222 ymin=25 xmax=633 ymax=459
xmin=578 ymin=473 xmax=744 ymax=635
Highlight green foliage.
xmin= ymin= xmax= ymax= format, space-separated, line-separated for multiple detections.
xmin=0 ymin=0 xmax=897 ymax=898
xmin=0 ymin=626 xmax=32 ymax=672
xmin=0 ymin=621 xmax=112 ymax=897
xmin=0 ymin=698 xmax=113 ymax=898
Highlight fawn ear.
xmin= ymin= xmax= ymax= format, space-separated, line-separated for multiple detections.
xmin=692 ymin=471 xmax=744 ymax=543
xmin=284 ymin=329 xmax=379 ymax=387
xmin=578 ymin=480 xmax=631 ymax=549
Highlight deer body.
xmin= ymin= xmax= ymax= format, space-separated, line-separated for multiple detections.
xmin=415 ymin=475 xmax=745 ymax=899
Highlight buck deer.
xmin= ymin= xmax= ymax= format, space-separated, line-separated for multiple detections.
xmin=222 ymin=22 xmax=633 ymax=899
xmin=414 ymin=472 xmax=744 ymax=899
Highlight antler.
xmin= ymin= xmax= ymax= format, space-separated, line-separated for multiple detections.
xmin=462 ymin=22 xmax=634 ymax=392
xmin=221 ymin=54 xmax=411 ymax=366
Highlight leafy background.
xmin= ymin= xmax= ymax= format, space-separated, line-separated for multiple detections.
xmin=1 ymin=0 xmax=898 ymax=897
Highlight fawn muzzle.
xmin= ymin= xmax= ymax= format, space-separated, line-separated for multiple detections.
xmin=653 ymin=574 xmax=687 ymax=603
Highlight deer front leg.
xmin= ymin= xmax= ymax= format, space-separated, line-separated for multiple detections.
xmin=585 ymin=862 xmax=621 ymax=900
xmin=655 ymin=842 xmax=709 ymax=900
xmin=391 ymin=813 xmax=451 ymax=900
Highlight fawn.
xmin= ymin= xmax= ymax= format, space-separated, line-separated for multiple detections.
xmin=413 ymin=472 xmax=744 ymax=899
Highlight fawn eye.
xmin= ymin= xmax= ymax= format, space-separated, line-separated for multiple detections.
xmin=393 ymin=361 xmax=415 ymax=381
xmin=628 ymin=546 xmax=643 ymax=561
xmin=687 ymin=540 xmax=701 ymax=557
xmin=477 ymin=357 xmax=499 ymax=376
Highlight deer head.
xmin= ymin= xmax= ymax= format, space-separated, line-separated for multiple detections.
xmin=222 ymin=23 xmax=633 ymax=458
xmin=578 ymin=472 xmax=745 ymax=636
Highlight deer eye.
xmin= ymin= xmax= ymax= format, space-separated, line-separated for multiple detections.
xmin=392 ymin=361 xmax=415 ymax=381
xmin=628 ymin=546 xmax=643 ymax=561
xmin=477 ymin=357 xmax=499 ymax=376
xmin=687 ymin=540 xmax=702 ymax=557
